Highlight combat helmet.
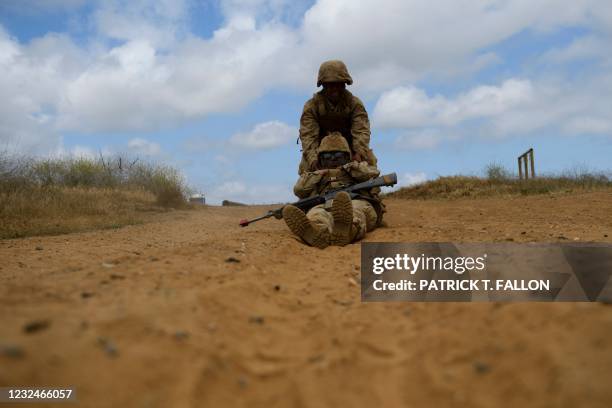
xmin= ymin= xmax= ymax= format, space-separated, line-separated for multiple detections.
xmin=318 ymin=132 xmax=351 ymax=169
xmin=318 ymin=132 xmax=351 ymax=154
xmin=317 ymin=60 xmax=353 ymax=87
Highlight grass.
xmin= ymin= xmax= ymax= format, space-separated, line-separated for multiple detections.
xmin=388 ymin=164 xmax=612 ymax=200
xmin=1 ymin=152 xmax=192 ymax=239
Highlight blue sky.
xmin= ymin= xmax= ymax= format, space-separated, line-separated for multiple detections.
xmin=1 ymin=0 xmax=611 ymax=203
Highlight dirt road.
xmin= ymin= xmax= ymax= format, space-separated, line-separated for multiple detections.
xmin=1 ymin=192 xmax=612 ymax=407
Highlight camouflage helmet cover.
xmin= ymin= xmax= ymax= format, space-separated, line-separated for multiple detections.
xmin=317 ymin=60 xmax=353 ymax=87
xmin=318 ymin=132 xmax=351 ymax=154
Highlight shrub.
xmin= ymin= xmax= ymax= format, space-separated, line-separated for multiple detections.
xmin=484 ymin=163 xmax=512 ymax=181
xmin=1 ymin=151 xmax=192 ymax=238
xmin=0 ymin=152 xmax=190 ymax=208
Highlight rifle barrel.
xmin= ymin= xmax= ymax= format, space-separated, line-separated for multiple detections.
xmin=239 ymin=172 xmax=397 ymax=227
xmin=239 ymin=212 xmax=272 ymax=227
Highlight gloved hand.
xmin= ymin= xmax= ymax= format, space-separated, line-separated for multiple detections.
xmin=341 ymin=161 xmax=360 ymax=171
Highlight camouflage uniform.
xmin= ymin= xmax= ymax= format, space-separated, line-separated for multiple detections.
xmin=298 ymin=60 xmax=378 ymax=174
xmin=284 ymin=133 xmax=383 ymax=248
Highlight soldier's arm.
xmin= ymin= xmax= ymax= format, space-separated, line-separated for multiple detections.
xmin=342 ymin=161 xmax=380 ymax=182
xmin=350 ymin=97 xmax=371 ymax=159
xmin=293 ymin=171 xmax=324 ymax=199
xmin=299 ymin=100 xmax=320 ymax=172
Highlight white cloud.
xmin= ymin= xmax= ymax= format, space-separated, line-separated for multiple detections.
xmin=68 ymin=145 xmax=96 ymax=159
xmin=388 ymin=171 xmax=427 ymax=192
xmin=1 ymin=0 xmax=612 ymax=159
xmin=52 ymin=24 xmax=299 ymax=133
xmin=0 ymin=29 xmax=70 ymax=154
xmin=299 ymin=0 xmax=607 ymax=90
xmin=540 ymin=35 xmax=609 ymax=64
xmin=127 ymin=138 xmax=162 ymax=156
xmin=395 ymin=131 xmax=443 ymax=150
xmin=48 ymin=144 xmax=99 ymax=159
xmin=206 ymin=180 xmax=294 ymax=205
xmin=182 ymin=120 xmax=297 ymax=154
xmin=401 ymin=172 xmax=427 ymax=186
xmin=374 ymin=79 xmax=534 ymax=129
xmin=486 ymin=74 xmax=612 ymax=138
xmin=93 ymin=0 xmax=189 ymax=48
xmin=229 ymin=121 xmax=297 ymax=149
xmin=564 ymin=117 xmax=612 ymax=134
xmin=378 ymin=73 xmax=612 ymax=147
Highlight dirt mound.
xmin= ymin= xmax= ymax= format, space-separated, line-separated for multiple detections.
xmin=1 ymin=192 xmax=611 ymax=407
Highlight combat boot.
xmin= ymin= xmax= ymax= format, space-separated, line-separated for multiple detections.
xmin=282 ymin=205 xmax=330 ymax=249
xmin=330 ymin=191 xmax=355 ymax=246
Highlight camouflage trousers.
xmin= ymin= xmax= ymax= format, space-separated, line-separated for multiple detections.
xmin=306 ymin=199 xmax=378 ymax=242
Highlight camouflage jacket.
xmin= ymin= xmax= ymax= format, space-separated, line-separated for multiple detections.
xmin=298 ymin=90 xmax=377 ymax=174
xmin=294 ymin=161 xmax=380 ymax=198
xmin=293 ymin=161 xmax=385 ymax=221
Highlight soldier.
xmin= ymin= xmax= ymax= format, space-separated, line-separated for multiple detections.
xmin=298 ymin=60 xmax=378 ymax=175
xmin=283 ymin=132 xmax=383 ymax=249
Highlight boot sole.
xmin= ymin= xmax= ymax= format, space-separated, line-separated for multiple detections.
xmin=331 ymin=192 xmax=353 ymax=246
xmin=283 ymin=206 xmax=329 ymax=249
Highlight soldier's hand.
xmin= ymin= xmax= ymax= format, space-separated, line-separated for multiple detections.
xmin=352 ymin=152 xmax=363 ymax=162
xmin=342 ymin=161 xmax=358 ymax=170
xmin=314 ymin=169 xmax=329 ymax=176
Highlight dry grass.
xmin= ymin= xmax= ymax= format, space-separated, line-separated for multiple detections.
xmin=388 ymin=165 xmax=612 ymax=200
xmin=0 ymin=187 xmax=162 ymax=239
xmin=1 ymin=152 xmax=192 ymax=239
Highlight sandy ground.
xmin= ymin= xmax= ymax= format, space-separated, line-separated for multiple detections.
xmin=1 ymin=192 xmax=612 ymax=408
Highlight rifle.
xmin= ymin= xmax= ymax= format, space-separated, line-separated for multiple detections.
xmin=239 ymin=172 xmax=397 ymax=227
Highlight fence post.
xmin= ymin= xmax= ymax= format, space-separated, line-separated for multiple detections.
xmin=518 ymin=148 xmax=535 ymax=179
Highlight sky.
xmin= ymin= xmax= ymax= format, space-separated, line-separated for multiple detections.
xmin=1 ymin=0 xmax=611 ymax=204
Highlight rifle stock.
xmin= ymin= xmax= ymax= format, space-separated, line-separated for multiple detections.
xmin=239 ymin=172 xmax=397 ymax=227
